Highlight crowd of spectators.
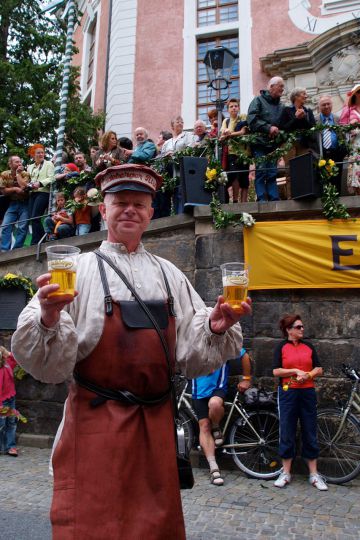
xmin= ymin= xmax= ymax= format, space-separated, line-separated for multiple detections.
xmin=1 ymin=77 xmax=359 ymax=251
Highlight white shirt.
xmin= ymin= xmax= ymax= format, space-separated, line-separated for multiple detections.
xmin=12 ymin=241 xmax=243 ymax=383
xmin=160 ymin=131 xmax=196 ymax=156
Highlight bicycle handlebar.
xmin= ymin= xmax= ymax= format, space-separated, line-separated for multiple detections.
xmin=341 ymin=363 xmax=360 ymax=381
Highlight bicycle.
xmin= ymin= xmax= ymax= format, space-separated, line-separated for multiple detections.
xmin=316 ymin=363 xmax=360 ymax=484
xmin=175 ymin=375 xmax=282 ymax=480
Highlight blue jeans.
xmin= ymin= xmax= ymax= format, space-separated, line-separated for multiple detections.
xmin=0 ymin=396 xmax=17 ymax=452
xmin=44 ymin=216 xmax=74 ymax=238
xmin=29 ymin=192 xmax=50 ymax=244
xmin=277 ymin=387 xmax=319 ymax=460
xmin=252 ymin=147 xmax=279 ymax=202
xmin=1 ymin=201 xmax=29 ymax=251
xmin=76 ymin=223 xmax=91 ymax=236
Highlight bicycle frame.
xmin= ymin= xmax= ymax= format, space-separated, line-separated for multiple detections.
xmin=329 ymin=373 xmax=359 ymax=444
xmin=179 ymin=386 xmax=267 ymax=452
xmin=221 ymin=393 xmax=267 ymax=452
xmin=177 ymin=385 xmax=198 ymax=422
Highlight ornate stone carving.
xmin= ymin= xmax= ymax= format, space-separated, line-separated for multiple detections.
xmin=260 ymin=18 xmax=360 ymax=107
xmin=322 ymin=45 xmax=360 ymax=85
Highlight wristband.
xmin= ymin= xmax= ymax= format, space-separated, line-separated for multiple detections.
xmin=242 ymin=376 xmax=251 ymax=381
xmin=307 ymin=372 xmax=313 ymax=379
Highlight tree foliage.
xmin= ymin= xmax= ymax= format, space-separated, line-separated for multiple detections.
xmin=0 ymin=0 xmax=104 ymax=169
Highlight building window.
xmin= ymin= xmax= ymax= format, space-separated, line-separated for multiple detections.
xmin=196 ymin=35 xmax=239 ymax=121
xmin=87 ymin=20 xmax=97 ymax=89
xmin=197 ymin=0 xmax=238 ymax=27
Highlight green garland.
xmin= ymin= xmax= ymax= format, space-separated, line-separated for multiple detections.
xmin=210 ymin=194 xmax=256 ymax=230
xmin=0 ymin=273 xmax=35 ymax=302
xmin=149 ymin=123 xmax=360 ymax=227
xmin=321 ymin=183 xmax=350 ymax=220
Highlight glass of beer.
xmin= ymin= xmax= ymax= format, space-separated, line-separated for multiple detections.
xmin=45 ymin=245 xmax=81 ymax=297
xmin=220 ymin=262 xmax=249 ymax=313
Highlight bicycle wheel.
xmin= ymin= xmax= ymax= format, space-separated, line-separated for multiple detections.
xmin=229 ymin=410 xmax=282 ymax=479
xmin=178 ymin=409 xmax=195 ymax=454
xmin=317 ymin=408 xmax=360 ymax=484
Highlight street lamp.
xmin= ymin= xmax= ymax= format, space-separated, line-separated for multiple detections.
xmin=203 ymin=46 xmax=238 ymax=159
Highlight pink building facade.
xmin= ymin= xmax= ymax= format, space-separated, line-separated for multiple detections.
xmin=73 ymin=0 xmax=360 ymax=140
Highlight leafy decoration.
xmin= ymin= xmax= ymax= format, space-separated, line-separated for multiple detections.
xmin=210 ymin=194 xmax=256 ymax=230
xmin=0 ymin=406 xmax=27 ymax=423
xmin=316 ymin=159 xmax=351 ymax=220
xmin=321 ymin=183 xmax=350 ymax=220
xmin=0 ymin=273 xmax=35 ymax=301
xmin=150 ymin=123 xmax=360 ymax=225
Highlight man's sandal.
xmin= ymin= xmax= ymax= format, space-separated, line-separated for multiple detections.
xmin=211 ymin=427 xmax=224 ymax=447
xmin=210 ymin=469 xmax=224 ymax=486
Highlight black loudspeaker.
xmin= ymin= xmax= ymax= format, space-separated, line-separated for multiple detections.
xmin=179 ymin=157 xmax=212 ymax=208
xmin=290 ymin=152 xmax=321 ymax=199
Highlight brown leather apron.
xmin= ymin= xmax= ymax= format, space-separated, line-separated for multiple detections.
xmin=50 ymin=262 xmax=185 ymax=539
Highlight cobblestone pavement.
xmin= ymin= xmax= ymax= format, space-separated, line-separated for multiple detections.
xmin=1 ymin=447 xmax=360 ymax=539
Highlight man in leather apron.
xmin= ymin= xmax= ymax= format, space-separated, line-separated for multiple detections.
xmin=12 ymin=164 xmax=251 ymax=539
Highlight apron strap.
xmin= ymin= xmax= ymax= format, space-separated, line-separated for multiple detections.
xmin=96 ymin=253 xmax=113 ymax=316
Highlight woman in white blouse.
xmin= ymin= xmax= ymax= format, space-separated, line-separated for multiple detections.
xmin=27 ymin=144 xmax=55 ymax=244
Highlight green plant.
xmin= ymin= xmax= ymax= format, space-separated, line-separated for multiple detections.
xmin=210 ymin=194 xmax=255 ymax=230
xmin=321 ymin=183 xmax=350 ymax=220
xmin=0 ymin=273 xmax=35 ymax=301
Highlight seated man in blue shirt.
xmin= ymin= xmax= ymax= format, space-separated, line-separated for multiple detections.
xmin=192 ymin=348 xmax=251 ymax=486
xmin=122 ymin=127 xmax=157 ymax=164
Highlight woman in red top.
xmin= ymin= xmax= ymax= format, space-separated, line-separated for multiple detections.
xmin=272 ymin=314 xmax=327 ymax=490
xmin=0 ymin=346 xmax=18 ymax=456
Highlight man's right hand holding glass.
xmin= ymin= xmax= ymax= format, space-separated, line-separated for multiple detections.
xmin=37 ymin=273 xmax=77 ymax=328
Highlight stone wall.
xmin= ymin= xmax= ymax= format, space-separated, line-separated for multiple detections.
xmin=1 ymin=197 xmax=359 ymax=437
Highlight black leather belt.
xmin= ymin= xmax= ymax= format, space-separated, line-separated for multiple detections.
xmin=73 ymin=371 xmax=171 ymax=408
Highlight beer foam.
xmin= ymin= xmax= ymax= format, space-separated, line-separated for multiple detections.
xmin=48 ymin=259 xmax=77 ymax=271
xmin=222 ymin=275 xmax=249 ymax=287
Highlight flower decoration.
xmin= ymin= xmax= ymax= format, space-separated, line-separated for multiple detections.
xmin=0 ymin=273 xmax=35 ymax=301
xmin=317 ymin=158 xmax=339 ymax=183
xmin=210 ymin=194 xmax=256 ymax=230
xmin=205 ymin=159 xmax=228 ymax=190
xmin=86 ymin=187 xmax=103 ymax=205
xmin=282 ymin=376 xmax=297 ymax=391
xmin=0 ymin=405 xmax=27 ymax=423
xmin=206 ymin=167 xmax=217 ymax=182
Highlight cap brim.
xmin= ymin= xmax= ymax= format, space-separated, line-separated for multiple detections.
xmin=104 ymin=182 xmax=154 ymax=195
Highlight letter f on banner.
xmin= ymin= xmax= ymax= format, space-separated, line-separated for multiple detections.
xmin=331 ymin=235 xmax=360 ymax=271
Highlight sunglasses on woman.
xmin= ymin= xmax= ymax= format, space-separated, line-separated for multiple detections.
xmin=291 ymin=324 xmax=304 ymax=330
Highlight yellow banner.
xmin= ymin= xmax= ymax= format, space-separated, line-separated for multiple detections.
xmin=244 ymin=219 xmax=360 ymax=289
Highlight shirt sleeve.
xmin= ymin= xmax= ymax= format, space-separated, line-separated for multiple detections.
xmin=272 ymin=342 xmax=284 ymax=369
xmin=304 ymin=341 xmax=321 ymax=368
xmin=165 ymin=264 xmax=243 ymax=379
xmin=11 ymin=294 xmax=79 ymax=383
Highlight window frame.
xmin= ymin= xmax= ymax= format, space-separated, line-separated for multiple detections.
xmin=196 ymin=34 xmax=239 ymax=121
xmin=197 ymin=0 xmax=238 ymax=27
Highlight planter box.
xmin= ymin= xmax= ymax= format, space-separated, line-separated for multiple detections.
xmin=0 ymin=288 xmax=27 ymax=330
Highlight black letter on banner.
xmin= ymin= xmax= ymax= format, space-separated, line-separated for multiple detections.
xmin=331 ymin=235 xmax=360 ymax=271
